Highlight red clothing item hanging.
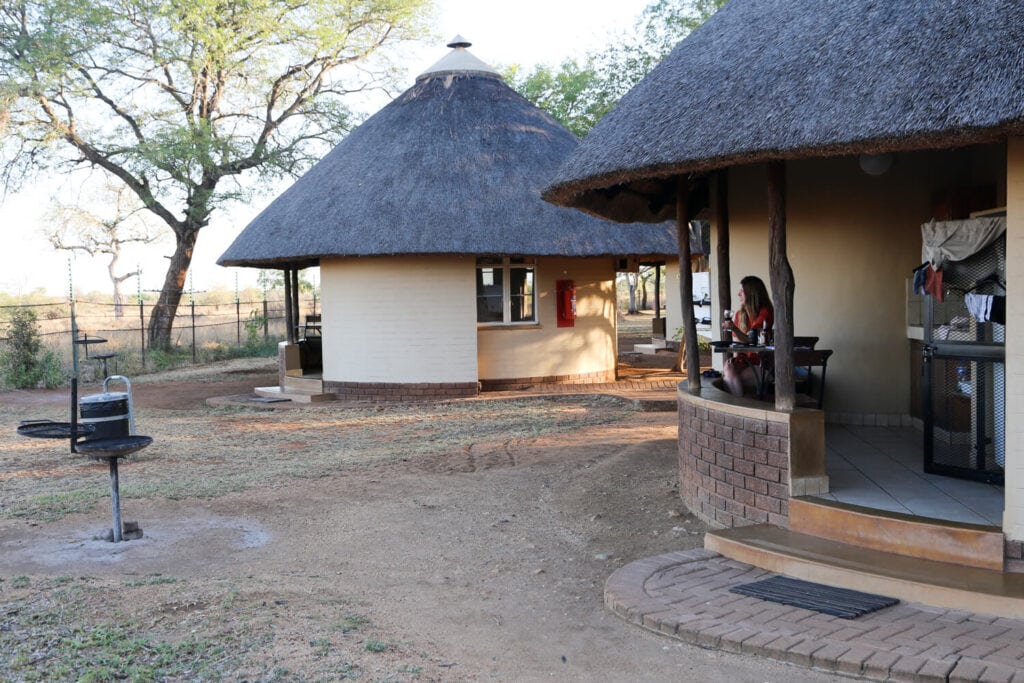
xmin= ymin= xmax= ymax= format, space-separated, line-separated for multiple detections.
xmin=924 ymin=265 xmax=944 ymax=302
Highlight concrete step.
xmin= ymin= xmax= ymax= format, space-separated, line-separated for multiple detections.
xmin=282 ymin=375 xmax=325 ymax=394
xmin=790 ymin=496 xmax=1004 ymax=571
xmin=633 ymin=341 xmax=667 ymax=355
xmin=705 ymin=525 xmax=1024 ymax=619
xmin=255 ymin=385 xmax=335 ymax=404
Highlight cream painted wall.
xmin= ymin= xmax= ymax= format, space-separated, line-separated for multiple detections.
xmin=1004 ymin=137 xmax=1024 ymax=540
xmin=477 ymin=257 xmax=617 ymax=380
xmin=320 ymin=256 xmax=478 ymax=384
xmin=715 ymin=146 xmax=1004 ymax=416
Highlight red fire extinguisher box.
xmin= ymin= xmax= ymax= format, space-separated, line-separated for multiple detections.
xmin=556 ymin=280 xmax=576 ymax=328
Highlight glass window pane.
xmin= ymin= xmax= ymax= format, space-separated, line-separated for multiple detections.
xmin=476 ymin=267 xmax=504 ymax=322
xmin=509 ymin=267 xmax=535 ymax=323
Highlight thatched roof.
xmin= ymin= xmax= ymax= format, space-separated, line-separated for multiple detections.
xmin=219 ymin=41 xmax=678 ymax=269
xmin=543 ymin=0 xmax=1024 ymax=223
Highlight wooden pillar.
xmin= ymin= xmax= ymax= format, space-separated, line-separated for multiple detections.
xmin=767 ymin=161 xmax=796 ymax=411
xmin=677 ymin=176 xmax=701 ymax=393
xmin=291 ymin=269 xmax=301 ymax=339
xmin=715 ymin=169 xmax=732 ymax=340
xmin=654 ymin=264 xmax=662 ymax=319
xmin=283 ymin=268 xmax=294 ymax=344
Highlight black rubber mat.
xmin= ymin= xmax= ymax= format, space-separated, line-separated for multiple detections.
xmin=729 ymin=576 xmax=898 ymax=619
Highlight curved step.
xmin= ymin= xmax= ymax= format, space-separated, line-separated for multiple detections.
xmin=705 ymin=525 xmax=1024 ymax=619
xmin=790 ymin=496 xmax=1004 ymax=571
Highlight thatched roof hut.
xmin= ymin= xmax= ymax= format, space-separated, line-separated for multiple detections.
xmin=543 ymin=0 xmax=1024 ymax=223
xmin=219 ymin=38 xmax=677 ymax=268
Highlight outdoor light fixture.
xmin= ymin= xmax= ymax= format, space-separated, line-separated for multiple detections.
xmin=858 ymin=153 xmax=894 ymax=175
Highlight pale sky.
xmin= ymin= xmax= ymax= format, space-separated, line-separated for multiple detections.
xmin=0 ymin=0 xmax=651 ymax=298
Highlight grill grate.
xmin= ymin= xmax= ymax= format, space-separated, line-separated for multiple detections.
xmin=729 ymin=576 xmax=898 ymax=619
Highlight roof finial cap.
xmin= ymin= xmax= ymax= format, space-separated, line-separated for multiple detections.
xmin=447 ymin=35 xmax=472 ymax=48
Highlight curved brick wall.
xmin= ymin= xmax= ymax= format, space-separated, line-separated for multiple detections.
xmin=677 ymin=384 xmax=827 ymax=528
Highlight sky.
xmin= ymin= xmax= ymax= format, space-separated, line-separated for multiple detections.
xmin=0 ymin=0 xmax=652 ymax=299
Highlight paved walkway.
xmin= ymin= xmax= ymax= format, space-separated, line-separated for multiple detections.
xmin=608 ymin=549 xmax=1024 ymax=682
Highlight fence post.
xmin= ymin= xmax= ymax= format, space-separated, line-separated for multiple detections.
xmin=263 ymin=297 xmax=269 ymax=341
xmin=139 ymin=301 xmax=146 ymax=369
xmin=236 ymin=299 xmax=241 ymax=347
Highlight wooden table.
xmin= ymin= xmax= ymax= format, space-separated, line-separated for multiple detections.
xmin=713 ymin=344 xmax=833 ymax=407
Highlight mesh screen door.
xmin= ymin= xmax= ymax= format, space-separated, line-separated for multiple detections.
xmin=923 ymin=236 xmax=1005 ymax=484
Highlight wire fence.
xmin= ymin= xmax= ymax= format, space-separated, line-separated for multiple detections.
xmin=0 ymin=295 xmax=319 ymax=383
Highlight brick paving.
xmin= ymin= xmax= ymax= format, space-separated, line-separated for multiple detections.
xmin=606 ymin=550 xmax=1024 ymax=681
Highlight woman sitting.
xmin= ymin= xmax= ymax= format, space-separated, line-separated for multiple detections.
xmin=722 ymin=275 xmax=774 ymax=397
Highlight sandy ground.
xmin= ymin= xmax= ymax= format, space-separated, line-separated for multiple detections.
xmin=0 ymin=356 xmax=839 ymax=682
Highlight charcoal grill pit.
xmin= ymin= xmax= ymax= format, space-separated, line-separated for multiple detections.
xmin=75 ymin=436 xmax=152 ymax=542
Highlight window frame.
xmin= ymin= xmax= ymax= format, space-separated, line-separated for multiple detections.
xmin=476 ymin=256 xmax=538 ymax=326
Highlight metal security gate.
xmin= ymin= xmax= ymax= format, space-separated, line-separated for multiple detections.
xmin=922 ymin=236 xmax=1005 ymax=484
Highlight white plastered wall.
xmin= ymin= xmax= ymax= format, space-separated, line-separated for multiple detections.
xmin=477 ymin=257 xmax=616 ymax=380
xmin=1004 ymin=136 xmax=1023 ymax=540
xmin=319 ymin=255 xmax=477 ymax=384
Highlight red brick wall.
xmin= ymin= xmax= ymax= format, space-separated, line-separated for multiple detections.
xmin=324 ymin=381 xmax=479 ymax=401
xmin=678 ymin=397 xmax=792 ymax=528
xmin=479 ymin=369 xmax=616 ymax=391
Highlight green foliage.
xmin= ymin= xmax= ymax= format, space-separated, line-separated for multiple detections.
xmin=506 ymin=0 xmax=728 ymax=136
xmin=0 ymin=307 xmax=62 ymax=389
xmin=0 ymin=0 xmax=431 ymax=349
xmin=364 ymin=638 xmax=389 ymax=653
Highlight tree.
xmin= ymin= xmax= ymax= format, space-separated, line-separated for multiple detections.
xmin=0 ymin=0 xmax=430 ymax=349
xmin=45 ymin=181 xmax=165 ymax=317
xmin=506 ymin=0 xmax=728 ymax=137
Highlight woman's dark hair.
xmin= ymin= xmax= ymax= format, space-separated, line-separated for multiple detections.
xmin=740 ymin=276 xmax=772 ymax=321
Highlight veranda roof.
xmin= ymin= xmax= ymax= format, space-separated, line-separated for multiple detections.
xmin=219 ymin=40 xmax=677 ymax=269
xmin=543 ymin=0 xmax=1024 ymax=223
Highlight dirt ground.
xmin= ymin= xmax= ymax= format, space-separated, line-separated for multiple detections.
xmin=0 ymin=355 xmax=838 ymax=682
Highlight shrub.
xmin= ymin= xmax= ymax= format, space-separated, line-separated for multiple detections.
xmin=0 ymin=308 xmax=59 ymax=389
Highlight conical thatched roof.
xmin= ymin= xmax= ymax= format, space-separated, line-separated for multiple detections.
xmin=219 ymin=41 xmax=677 ymax=269
xmin=543 ymin=0 xmax=1024 ymax=223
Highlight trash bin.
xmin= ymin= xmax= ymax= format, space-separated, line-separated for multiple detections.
xmin=80 ymin=392 xmax=131 ymax=441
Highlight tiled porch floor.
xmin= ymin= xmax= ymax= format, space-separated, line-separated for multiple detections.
xmin=817 ymin=424 xmax=1005 ymax=526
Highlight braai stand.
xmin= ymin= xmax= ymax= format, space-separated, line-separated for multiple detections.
xmin=17 ymin=323 xmax=152 ymax=543
xmin=75 ymin=435 xmax=152 ymax=542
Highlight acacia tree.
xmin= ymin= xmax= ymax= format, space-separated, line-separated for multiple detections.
xmin=46 ymin=182 xmax=164 ymax=317
xmin=0 ymin=0 xmax=430 ymax=349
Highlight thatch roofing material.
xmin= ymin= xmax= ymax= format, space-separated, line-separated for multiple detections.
xmin=543 ymin=0 xmax=1024 ymax=223
xmin=219 ymin=47 xmax=677 ymax=269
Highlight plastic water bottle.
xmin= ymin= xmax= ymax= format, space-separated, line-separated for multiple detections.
xmin=723 ymin=309 xmax=733 ymax=343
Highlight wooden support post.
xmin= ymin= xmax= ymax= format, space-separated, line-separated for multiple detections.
xmin=677 ymin=176 xmax=702 ymax=393
xmin=291 ymin=269 xmax=300 ymax=340
xmin=715 ymin=170 xmax=732 ymax=341
xmin=283 ymin=268 xmax=294 ymax=344
xmin=654 ymin=264 xmax=662 ymax=319
xmin=767 ymin=160 xmax=796 ymax=411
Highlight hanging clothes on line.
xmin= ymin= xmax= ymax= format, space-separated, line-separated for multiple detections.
xmin=924 ymin=265 xmax=944 ymax=302
xmin=965 ymin=293 xmax=993 ymax=322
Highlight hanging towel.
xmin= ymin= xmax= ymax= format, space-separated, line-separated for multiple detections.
xmin=965 ymin=293 xmax=993 ymax=322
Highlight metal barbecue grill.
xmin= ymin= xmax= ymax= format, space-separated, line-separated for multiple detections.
xmin=17 ymin=372 xmax=151 ymax=542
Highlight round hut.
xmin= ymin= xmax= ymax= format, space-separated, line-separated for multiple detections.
xmin=544 ymin=0 xmax=1024 ymax=582
xmin=219 ymin=38 xmax=680 ymax=400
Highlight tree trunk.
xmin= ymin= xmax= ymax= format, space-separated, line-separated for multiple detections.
xmin=108 ymin=252 xmax=125 ymax=319
xmin=147 ymin=228 xmax=199 ymax=350
xmin=677 ymin=176 xmax=701 ymax=393
xmin=767 ymin=161 xmax=796 ymax=411
xmin=640 ymin=279 xmax=649 ymax=310
xmin=715 ymin=170 xmax=731 ymax=340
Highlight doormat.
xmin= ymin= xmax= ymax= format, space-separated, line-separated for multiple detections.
xmin=729 ymin=576 xmax=898 ymax=619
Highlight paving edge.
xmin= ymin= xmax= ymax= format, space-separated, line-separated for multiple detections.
xmin=604 ymin=551 xmax=1024 ymax=682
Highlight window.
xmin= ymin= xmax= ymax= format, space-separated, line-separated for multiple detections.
xmin=476 ymin=257 xmax=536 ymax=325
